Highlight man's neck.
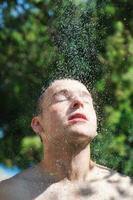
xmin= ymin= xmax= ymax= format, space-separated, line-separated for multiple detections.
xmin=40 ymin=143 xmax=93 ymax=182
xmin=69 ymin=146 xmax=91 ymax=181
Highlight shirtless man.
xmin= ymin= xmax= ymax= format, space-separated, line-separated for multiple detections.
xmin=0 ymin=79 xmax=132 ymax=200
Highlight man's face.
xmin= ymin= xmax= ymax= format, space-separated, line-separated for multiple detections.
xmin=40 ymin=79 xmax=97 ymax=143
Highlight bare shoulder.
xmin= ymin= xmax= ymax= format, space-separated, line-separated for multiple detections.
xmin=0 ymin=165 xmax=59 ymax=200
xmin=95 ymin=163 xmax=132 ymax=180
xmin=0 ymin=173 xmax=27 ymax=200
xmin=94 ymin=163 xmax=133 ymax=190
xmin=85 ymin=163 xmax=133 ymax=199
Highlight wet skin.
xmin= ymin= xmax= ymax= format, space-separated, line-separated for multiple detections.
xmin=0 ymin=79 xmax=132 ymax=200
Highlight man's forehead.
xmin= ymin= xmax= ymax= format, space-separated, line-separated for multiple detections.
xmin=47 ymin=79 xmax=89 ymax=95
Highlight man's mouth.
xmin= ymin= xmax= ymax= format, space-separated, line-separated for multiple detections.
xmin=68 ymin=113 xmax=88 ymax=122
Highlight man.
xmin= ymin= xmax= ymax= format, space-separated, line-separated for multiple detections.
xmin=0 ymin=79 xmax=132 ymax=200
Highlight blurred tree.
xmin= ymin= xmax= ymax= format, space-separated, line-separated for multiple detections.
xmin=92 ymin=0 xmax=133 ymax=176
xmin=0 ymin=0 xmax=58 ymax=168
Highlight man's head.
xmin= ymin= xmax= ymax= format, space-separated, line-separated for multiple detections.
xmin=31 ymin=79 xmax=97 ymax=147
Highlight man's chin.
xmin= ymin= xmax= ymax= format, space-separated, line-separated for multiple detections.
xmin=65 ymin=127 xmax=97 ymax=146
xmin=67 ymin=124 xmax=96 ymax=138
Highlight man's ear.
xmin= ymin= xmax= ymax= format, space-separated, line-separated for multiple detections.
xmin=31 ymin=116 xmax=44 ymax=134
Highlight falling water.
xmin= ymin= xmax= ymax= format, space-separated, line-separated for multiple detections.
xmin=46 ymin=0 xmax=103 ymax=88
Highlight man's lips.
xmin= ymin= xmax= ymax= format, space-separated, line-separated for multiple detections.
xmin=68 ymin=113 xmax=88 ymax=121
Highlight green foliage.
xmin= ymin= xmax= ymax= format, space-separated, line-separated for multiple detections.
xmin=0 ymin=0 xmax=133 ymax=176
xmin=92 ymin=0 xmax=133 ymax=176
xmin=0 ymin=0 xmax=58 ymax=168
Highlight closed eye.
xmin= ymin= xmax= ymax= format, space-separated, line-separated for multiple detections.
xmin=81 ymin=91 xmax=92 ymax=103
xmin=53 ymin=89 xmax=70 ymax=102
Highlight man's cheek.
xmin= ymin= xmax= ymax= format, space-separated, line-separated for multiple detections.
xmin=50 ymin=105 xmax=64 ymax=117
xmin=49 ymin=105 xmax=60 ymax=113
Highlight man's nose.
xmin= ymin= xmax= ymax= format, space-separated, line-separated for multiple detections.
xmin=70 ymin=96 xmax=84 ymax=109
